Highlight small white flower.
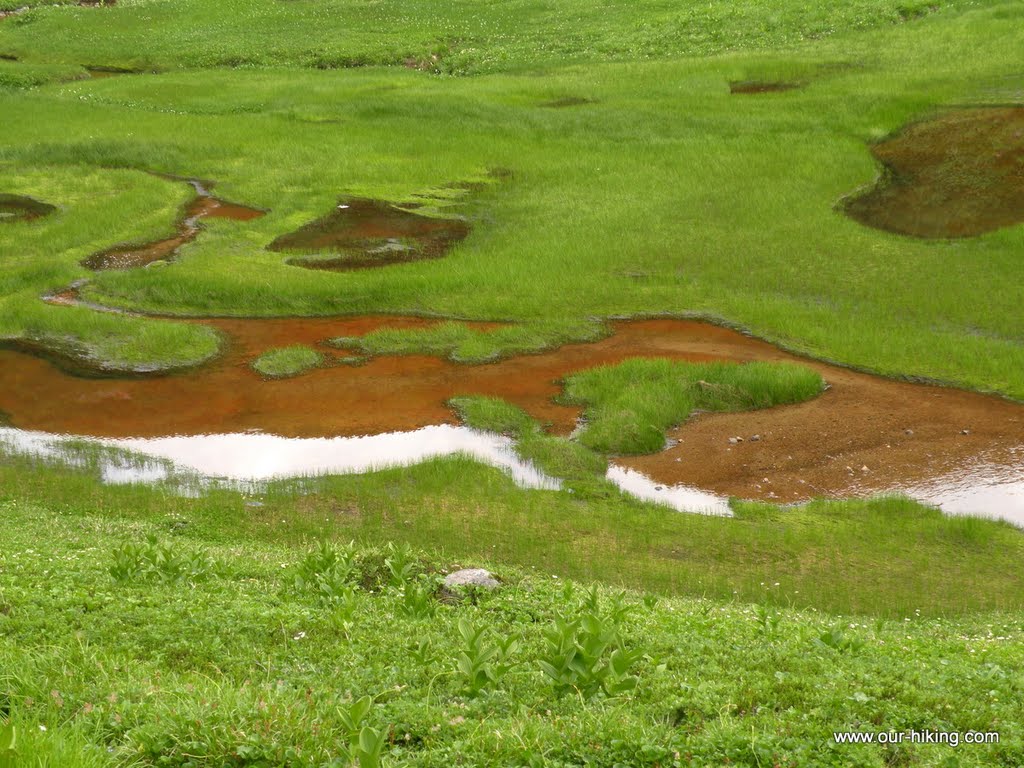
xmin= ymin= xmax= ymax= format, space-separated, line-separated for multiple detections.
xmin=39 ymin=725 xmax=47 ymax=732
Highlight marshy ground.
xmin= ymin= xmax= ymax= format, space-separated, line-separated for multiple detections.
xmin=2 ymin=0 xmax=1024 ymax=765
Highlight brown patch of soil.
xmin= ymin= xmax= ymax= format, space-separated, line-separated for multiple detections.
xmin=0 ymin=194 xmax=56 ymax=222
xmin=541 ymin=97 xmax=595 ymax=108
xmin=843 ymin=107 xmax=1024 ymax=238
xmin=0 ymin=318 xmax=1022 ymax=508
xmin=84 ymin=65 xmax=140 ymax=78
xmin=82 ymin=181 xmax=264 ymax=271
xmin=729 ymin=81 xmax=800 ymax=94
xmin=269 ymin=198 xmax=469 ymax=271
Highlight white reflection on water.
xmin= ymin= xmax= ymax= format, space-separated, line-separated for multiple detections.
xmin=606 ymin=465 xmax=732 ymax=516
xmin=0 ymin=425 xmax=560 ymax=490
xmin=3 ymin=427 xmax=1023 ymax=524
xmin=901 ymin=457 xmax=1024 ymax=527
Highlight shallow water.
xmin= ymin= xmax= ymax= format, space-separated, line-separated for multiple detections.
xmin=82 ymin=178 xmax=264 ymax=270
xmin=2 ymin=317 xmax=1023 ymax=522
xmin=843 ymin=107 xmax=1024 ymax=238
xmin=269 ymin=197 xmax=470 ymax=271
xmin=0 ymin=194 xmax=56 ymax=222
xmin=0 ymin=424 xmax=561 ymax=490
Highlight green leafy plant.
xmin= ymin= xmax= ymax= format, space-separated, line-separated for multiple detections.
xmin=332 ymin=697 xmax=389 ymax=768
xmin=454 ymin=618 xmax=520 ymax=696
xmin=0 ymin=720 xmax=16 ymax=768
xmin=384 ymin=542 xmax=419 ymax=587
xmin=815 ymin=625 xmax=866 ymax=654
xmin=293 ymin=540 xmax=360 ymax=603
xmin=399 ymin=577 xmax=438 ymax=619
xmin=109 ymin=535 xmax=219 ymax=584
xmin=539 ymin=596 xmax=644 ymax=700
xmin=755 ymin=604 xmax=782 ymax=636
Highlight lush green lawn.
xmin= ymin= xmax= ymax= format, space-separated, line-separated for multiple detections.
xmin=2 ymin=493 xmax=1022 ymax=767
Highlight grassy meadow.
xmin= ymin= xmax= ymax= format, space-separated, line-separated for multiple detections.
xmin=2 ymin=468 xmax=1024 ymax=766
xmin=0 ymin=0 xmax=1020 ymax=389
xmin=2 ymin=0 xmax=1024 ymax=764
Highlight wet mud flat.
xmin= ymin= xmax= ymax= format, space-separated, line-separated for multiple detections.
xmin=0 ymin=318 xmax=1022 ymax=519
xmin=843 ymin=106 xmax=1024 ymax=238
xmin=82 ymin=179 xmax=264 ymax=270
xmin=269 ymin=198 xmax=469 ymax=271
xmin=0 ymin=194 xmax=56 ymax=222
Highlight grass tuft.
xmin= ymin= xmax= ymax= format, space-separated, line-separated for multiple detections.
xmin=251 ymin=345 xmax=323 ymax=378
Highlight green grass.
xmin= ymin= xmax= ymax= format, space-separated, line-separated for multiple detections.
xmin=1 ymin=496 xmax=1023 ymax=767
xmin=250 ymin=344 xmax=323 ymax=378
xmin=450 ymin=395 xmax=608 ymax=494
xmin=3 ymin=3 xmax=1024 ymax=763
xmin=3 ymin=453 xmax=1024 ymax=618
xmin=0 ymin=0 xmax=971 ymax=74
xmin=561 ymin=359 xmax=825 ymax=454
xmin=0 ymin=2 xmax=1020 ymax=393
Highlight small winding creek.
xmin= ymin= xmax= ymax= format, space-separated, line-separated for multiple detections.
xmin=1 ymin=317 xmax=1022 ymax=523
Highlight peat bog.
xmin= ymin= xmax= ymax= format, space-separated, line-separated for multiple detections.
xmin=843 ymin=106 xmax=1024 ymax=238
xmin=82 ymin=178 xmax=264 ymax=270
xmin=0 ymin=192 xmax=55 ymax=222
xmin=269 ymin=197 xmax=470 ymax=271
xmin=2 ymin=317 xmax=1023 ymax=521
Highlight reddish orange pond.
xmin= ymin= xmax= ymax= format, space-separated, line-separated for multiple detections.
xmin=1 ymin=317 xmax=1023 ymax=522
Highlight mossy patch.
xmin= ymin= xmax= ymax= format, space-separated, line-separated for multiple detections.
xmin=562 ymin=359 xmax=825 ymax=455
xmin=251 ymin=345 xmax=323 ymax=379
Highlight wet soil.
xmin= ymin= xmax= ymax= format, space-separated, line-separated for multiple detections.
xmin=85 ymin=65 xmax=141 ymax=78
xmin=729 ymin=81 xmax=799 ymax=94
xmin=0 ymin=317 xmax=1022 ymax=514
xmin=81 ymin=180 xmax=264 ymax=270
xmin=0 ymin=194 xmax=56 ymax=222
xmin=269 ymin=198 xmax=470 ymax=271
xmin=843 ymin=107 xmax=1024 ymax=238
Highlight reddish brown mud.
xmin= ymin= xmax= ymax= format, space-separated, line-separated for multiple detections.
xmin=729 ymin=81 xmax=799 ymax=94
xmin=0 ymin=318 xmax=1022 ymax=509
xmin=843 ymin=107 xmax=1024 ymax=238
xmin=0 ymin=194 xmax=56 ymax=222
xmin=82 ymin=181 xmax=264 ymax=270
xmin=268 ymin=198 xmax=470 ymax=271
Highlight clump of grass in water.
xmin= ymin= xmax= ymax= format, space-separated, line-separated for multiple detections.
xmin=449 ymin=394 xmax=608 ymax=495
xmin=251 ymin=345 xmax=323 ymax=379
xmin=562 ymin=359 xmax=825 ymax=454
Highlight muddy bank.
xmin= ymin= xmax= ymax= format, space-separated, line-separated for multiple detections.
xmin=84 ymin=65 xmax=142 ymax=78
xmin=0 ymin=193 xmax=56 ymax=222
xmin=843 ymin=107 xmax=1024 ymax=238
xmin=82 ymin=179 xmax=264 ymax=270
xmin=0 ymin=317 xmax=1022 ymax=518
xmin=269 ymin=198 xmax=469 ymax=271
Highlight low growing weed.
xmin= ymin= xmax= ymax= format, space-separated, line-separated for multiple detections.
xmin=454 ymin=617 xmax=520 ymax=697
xmin=109 ymin=535 xmax=221 ymax=584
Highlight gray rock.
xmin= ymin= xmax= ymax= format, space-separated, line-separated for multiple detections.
xmin=443 ymin=568 xmax=499 ymax=590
